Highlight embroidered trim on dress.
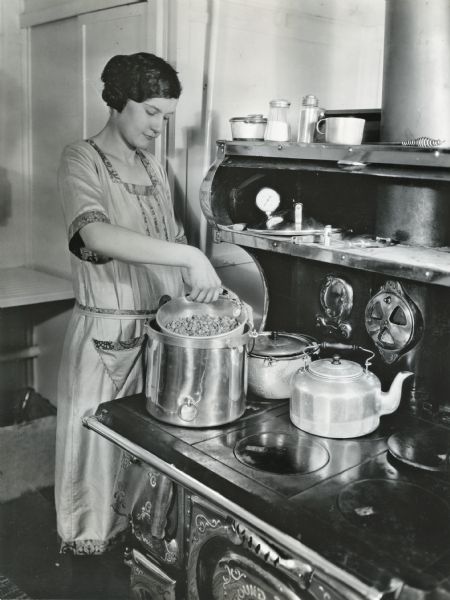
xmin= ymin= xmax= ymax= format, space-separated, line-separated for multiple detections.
xmin=136 ymin=195 xmax=154 ymax=237
xmin=93 ymin=336 xmax=145 ymax=352
xmin=76 ymin=301 xmax=155 ymax=317
xmin=60 ymin=530 xmax=126 ymax=556
xmin=86 ymin=139 xmax=171 ymax=240
xmin=68 ymin=210 xmax=112 ymax=263
xmin=87 ymin=139 xmax=154 ymax=197
xmin=137 ymin=150 xmax=170 ymax=240
xmin=69 ymin=210 xmax=110 ymax=240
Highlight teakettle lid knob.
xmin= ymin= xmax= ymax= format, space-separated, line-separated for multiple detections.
xmin=331 ymin=354 xmax=341 ymax=365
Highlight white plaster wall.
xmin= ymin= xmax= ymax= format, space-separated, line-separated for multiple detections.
xmin=0 ymin=0 xmax=30 ymax=268
xmin=168 ymin=0 xmax=385 ymax=252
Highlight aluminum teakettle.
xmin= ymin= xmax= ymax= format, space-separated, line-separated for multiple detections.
xmin=290 ymin=343 xmax=413 ymax=438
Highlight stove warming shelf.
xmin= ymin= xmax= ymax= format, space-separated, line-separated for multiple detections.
xmin=216 ymin=228 xmax=450 ymax=288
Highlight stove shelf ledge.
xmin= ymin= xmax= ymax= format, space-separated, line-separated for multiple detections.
xmin=215 ymin=228 xmax=450 ymax=288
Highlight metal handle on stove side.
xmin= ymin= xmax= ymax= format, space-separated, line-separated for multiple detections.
xmin=233 ymin=521 xmax=314 ymax=589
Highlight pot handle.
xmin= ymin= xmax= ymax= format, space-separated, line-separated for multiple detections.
xmin=221 ymin=287 xmax=257 ymax=337
xmin=311 ymin=343 xmax=375 ymax=370
xmin=226 ymin=332 xmax=252 ymax=349
xmin=221 ymin=286 xmax=245 ymax=314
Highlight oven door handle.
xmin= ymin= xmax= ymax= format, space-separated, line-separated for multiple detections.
xmin=233 ymin=520 xmax=314 ymax=590
xmin=150 ymin=474 xmax=173 ymax=539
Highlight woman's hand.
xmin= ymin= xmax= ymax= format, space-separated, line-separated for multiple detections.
xmin=182 ymin=247 xmax=222 ymax=303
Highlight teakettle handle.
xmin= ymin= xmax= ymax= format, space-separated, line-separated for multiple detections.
xmin=311 ymin=343 xmax=375 ymax=371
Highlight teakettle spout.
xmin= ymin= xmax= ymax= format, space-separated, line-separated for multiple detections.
xmin=379 ymin=371 xmax=414 ymax=415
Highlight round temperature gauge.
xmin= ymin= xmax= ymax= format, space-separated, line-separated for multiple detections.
xmin=255 ymin=187 xmax=280 ymax=215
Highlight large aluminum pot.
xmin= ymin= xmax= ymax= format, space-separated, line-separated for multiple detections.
xmin=145 ymin=320 xmax=249 ymax=428
xmin=247 ymin=331 xmax=316 ymax=400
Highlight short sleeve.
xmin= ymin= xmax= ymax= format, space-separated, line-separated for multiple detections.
xmin=57 ymin=142 xmax=111 ymax=263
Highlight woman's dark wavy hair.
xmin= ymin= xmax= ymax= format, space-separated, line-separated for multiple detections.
xmin=101 ymin=52 xmax=182 ymax=112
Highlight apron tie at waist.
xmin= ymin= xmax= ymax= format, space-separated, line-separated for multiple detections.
xmin=75 ymin=301 xmax=156 ymax=320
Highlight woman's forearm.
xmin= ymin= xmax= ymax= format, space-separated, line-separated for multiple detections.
xmin=80 ymin=221 xmax=198 ymax=268
xmin=81 ymin=221 xmax=222 ymax=302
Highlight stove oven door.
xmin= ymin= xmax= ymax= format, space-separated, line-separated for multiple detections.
xmin=187 ymin=496 xmax=346 ymax=600
xmin=129 ymin=548 xmax=177 ymax=600
xmin=125 ymin=457 xmax=184 ymax=570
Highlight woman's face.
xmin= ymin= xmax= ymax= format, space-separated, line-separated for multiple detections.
xmin=115 ymin=97 xmax=178 ymax=149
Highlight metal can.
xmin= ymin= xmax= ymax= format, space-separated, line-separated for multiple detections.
xmin=297 ymin=95 xmax=324 ymax=143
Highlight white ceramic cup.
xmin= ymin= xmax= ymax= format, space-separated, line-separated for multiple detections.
xmin=316 ymin=117 xmax=365 ymax=145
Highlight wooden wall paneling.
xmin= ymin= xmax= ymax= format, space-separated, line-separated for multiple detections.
xmin=0 ymin=0 xmax=30 ymax=268
xmin=21 ymin=0 xmax=144 ymax=28
xmin=169 ymin=0 xmax=210 ymax=246
xmin=30 ymin=16 xmax=82 ymax=277
xmin=79 ymin=2 xmax=155 ymax=140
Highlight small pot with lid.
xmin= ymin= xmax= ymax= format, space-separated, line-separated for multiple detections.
xmin=290 ymin=343 xmax=414 ymax=438
xmin=247 ymin=331 xmax=317 ymax=400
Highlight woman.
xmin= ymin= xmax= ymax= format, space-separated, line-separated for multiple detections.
xmin=56 ymin=52 xmax=221 ymax=555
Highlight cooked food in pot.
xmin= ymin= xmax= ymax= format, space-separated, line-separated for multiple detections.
xmin=164 ymin=314 xmax=239 ymax=337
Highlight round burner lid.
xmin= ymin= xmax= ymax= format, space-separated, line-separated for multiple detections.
xmin=337 ymin=478 xmax=450 ymax=566
xmin=388 ymin=425 xmax=450 ymax=472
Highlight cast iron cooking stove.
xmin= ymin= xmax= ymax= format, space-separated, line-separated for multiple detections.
xmin=93 ymin=393 xmax=450 ymax=598
xmin=187 ymin=397 xmax=450 ymax=584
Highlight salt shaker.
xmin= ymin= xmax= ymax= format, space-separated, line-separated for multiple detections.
xmin=264 ymin=99 xmax=291 ymax=142
xmin=297 ymin=95 xmax=324 ymax=143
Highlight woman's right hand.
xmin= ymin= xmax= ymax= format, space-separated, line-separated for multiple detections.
xmin=182 ymin=247 xmax=222 ymax=303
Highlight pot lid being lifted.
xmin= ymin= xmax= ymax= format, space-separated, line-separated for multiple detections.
xmin=308 ymin=355 xmax=363 ymax=381
xmin=249 ymin=331 xmax=313 ymax=358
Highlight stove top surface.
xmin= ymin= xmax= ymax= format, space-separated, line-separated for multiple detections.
xmin=95 ymin=394 xmax=450 ymax=596
xmin=190 ymin=401 xmax=400 ymax=498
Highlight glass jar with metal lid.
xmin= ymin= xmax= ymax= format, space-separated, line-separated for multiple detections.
xmin=264 ymin=99 xmax=291 ymax=142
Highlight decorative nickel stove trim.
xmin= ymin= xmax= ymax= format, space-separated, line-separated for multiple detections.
xmin=316 ymin=275 xmax=354 ymax=338
xmin=83 ymin=415 xmax=401 ymax=600
xmin=365 ymin=280 xmax=423 ymax=363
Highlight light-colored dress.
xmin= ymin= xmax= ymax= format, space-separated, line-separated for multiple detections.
xmin=56 ymin=139 xmax=185 ymax=554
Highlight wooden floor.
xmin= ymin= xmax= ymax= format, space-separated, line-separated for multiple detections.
xmin=0 ymin=488 xmax=131 ymax=600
